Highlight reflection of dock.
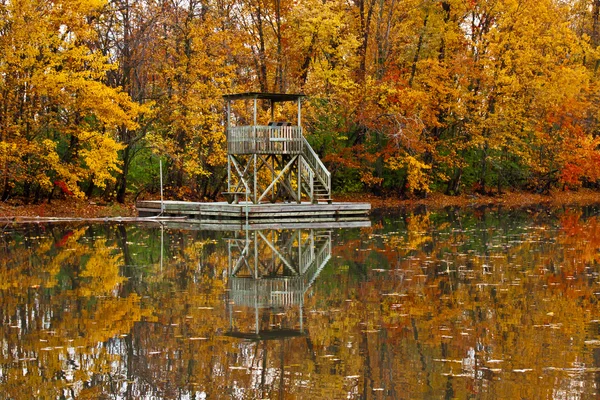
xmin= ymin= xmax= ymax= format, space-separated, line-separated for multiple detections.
xmin=226 ymin=229 xmax=331 ymax=339
xmin=143 ymin=217 xmax=371 ymax=231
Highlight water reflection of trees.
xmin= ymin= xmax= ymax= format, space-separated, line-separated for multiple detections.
xmin=2 ymin=209 xmax=600 ymax=398
xmin=324 ymin=207 xmax=600 ymax=398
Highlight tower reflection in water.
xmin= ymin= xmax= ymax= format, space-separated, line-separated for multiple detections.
xmin=225 ymin=228 xmax=332 ymax=340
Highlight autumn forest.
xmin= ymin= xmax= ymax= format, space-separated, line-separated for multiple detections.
xmin=2 ymin=0 xmax=600 ymax=204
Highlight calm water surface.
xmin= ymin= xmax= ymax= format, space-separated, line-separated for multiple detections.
xmin=2 ymin=206 xmax=600 ymax=399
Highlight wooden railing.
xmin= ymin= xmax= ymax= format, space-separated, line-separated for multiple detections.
xmin=299 ymin=157 xmax=314 ymax=202
xmin=301 ymin=138 xmax=331 ymax=195
xmin=227 ymin=125 xmax=303 ymax=155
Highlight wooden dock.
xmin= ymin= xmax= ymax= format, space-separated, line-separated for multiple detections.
xmin=136 ymin=200 xmax=370 ymax=225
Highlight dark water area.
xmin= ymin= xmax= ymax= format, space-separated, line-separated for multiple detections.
xmin=2 ymin=205 xmax=600 ymax=399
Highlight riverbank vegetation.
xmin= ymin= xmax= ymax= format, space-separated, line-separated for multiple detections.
xmin=2 ymin=0 xmax=600 ymax=206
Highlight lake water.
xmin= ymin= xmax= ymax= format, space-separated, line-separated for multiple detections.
xmin=2 ymin=205 xmax=600 ymax=399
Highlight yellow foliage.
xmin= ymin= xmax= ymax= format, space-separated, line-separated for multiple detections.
xmin=387 ymin=155 xmax=432 ymax=194
xmin=0 ymin=0 xmax=143 ymax=198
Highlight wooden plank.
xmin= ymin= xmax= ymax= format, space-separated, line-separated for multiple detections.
xmin=155 ymin=220 xmax=371 ymax=231
xmin=203 ymin=203 xmax=371 ymax=212
xmin=140 ymin=209 xmax=369 ymax=219
xmin=136 ymin=200 xmax=371 ymax=223
xmin=197 ymin=210 xmax=368 ymax=218
xmin=138 ymin=200 xmax=370 ymax=210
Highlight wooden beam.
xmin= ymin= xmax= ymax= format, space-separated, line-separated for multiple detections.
xmin=229 ymin=155 xmax=251 ymax=193
xmin=227 ymin=100 xmax=231 ymax=192
xmin=257 ymin=155 xmax=299 ymax=203
xmin=253 ymin=154 xmax=257 ymax=203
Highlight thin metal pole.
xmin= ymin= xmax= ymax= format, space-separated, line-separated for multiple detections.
xmin=160 ymin=159 xmax=164 ymax=212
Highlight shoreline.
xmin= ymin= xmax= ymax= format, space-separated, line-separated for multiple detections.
xmin=1 ymin=189 xmax=599 ymax=221
xmin=337 ymin=189 xmax=600 ymax=211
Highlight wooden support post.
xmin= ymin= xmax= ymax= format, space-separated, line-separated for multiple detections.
xmin=297 ymin=157 xmax=301 ymax=203
xmin=227 ymin=100 xmax=231 ymax=192
xmin=227 ymin=155 xmax=231 ymax=193
xmin=254 ymin=232 xmax=258 ymax=279
xmin=253 ymin=154 xmax=257 ymax=204
xmin=271 ymin=156 xmax=276 ymax=203
xmin=253 ymin=98 xmax=257 ymax=153
xmin=297 ymin=229 xmax=301 ymax=273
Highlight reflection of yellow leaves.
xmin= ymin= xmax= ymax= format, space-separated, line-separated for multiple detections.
xmin=44 ymin=227 xmax=88 ymax=288
xmin=78 ymin=243 xmax=124 ymax=296
xmin=388 ymin=212 xmax=432 ymax=251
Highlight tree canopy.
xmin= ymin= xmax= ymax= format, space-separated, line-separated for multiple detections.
xmin=1 ymin=0 xmax=600 ymax=202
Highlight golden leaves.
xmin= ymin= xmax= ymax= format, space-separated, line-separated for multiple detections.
xmin=0 ymin=0 xmax=143 ymax=199
xmin=386 ymin=155 xmax=432 ymax=194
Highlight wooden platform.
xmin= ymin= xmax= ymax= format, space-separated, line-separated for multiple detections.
xmin=136 ymin=200 xmax=370 ymax=224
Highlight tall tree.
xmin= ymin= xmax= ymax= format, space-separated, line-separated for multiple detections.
xmin=0 ymin=0 xmax=143 ymax=202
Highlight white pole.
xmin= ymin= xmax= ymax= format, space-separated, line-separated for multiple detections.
xmin=160 ymin=159 xmax=164 ymax=212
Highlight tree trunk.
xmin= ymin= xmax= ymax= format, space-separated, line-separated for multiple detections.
xmin=23 ymin=181 xmax=31 ymax=204
xmin=1 ymin=173 xmax=10 ymax=201
xmin=593 ymin=0 xmax=600 ymax=47
xmin=477 ymin=141 xmax=489 ymax=194
xmin=445 ymin=168 xmax=462 ymax=195
xmin=356 ymin=0 xmax=376 ymax=82
xmin=409 ymin=11 xmax=429 ymax=87
xmin=33 ymin=184 xmax=41 ymax=204
xmin=85 ymin=179 xmax=95 ymax=198
xmin=116 ymin=146 xmax=131 ymax=203
xmin=593 ymin=0 xmax=600 ymax=71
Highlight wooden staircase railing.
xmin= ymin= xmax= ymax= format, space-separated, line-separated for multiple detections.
xmin=300 ymin=137 xmax=332 ymax=203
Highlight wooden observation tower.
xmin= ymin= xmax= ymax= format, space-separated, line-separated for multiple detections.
xmin=136 ymin=93 xmax=370 ymax=221
xmin=223 ymin=93 xmax=332 ymax=205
